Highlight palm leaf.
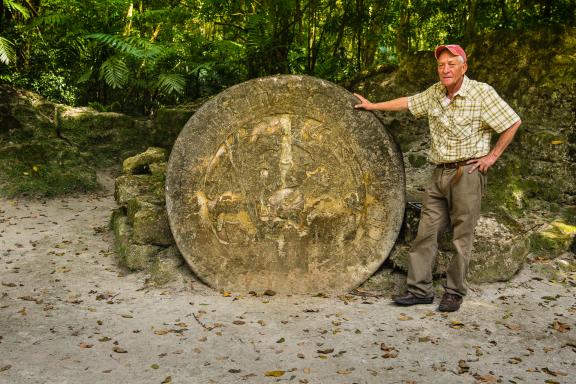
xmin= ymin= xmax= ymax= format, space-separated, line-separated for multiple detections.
xmin=87 ymin=33 xmax=162 ymax=60
xmin=155 ymin=74 xmax=185 ymax=96
xmin=32 ymin=14 xmax=70 ymax=27
xmin=4 ymin=0 xmax=30 ymax=19
xmin=0 ymin=36 xmax=16 ymax=65
xmin=99 ymin=56 xmax=129 ymax=89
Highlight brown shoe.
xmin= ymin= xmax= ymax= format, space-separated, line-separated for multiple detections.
xmin=438 ymin=293 xmax=463 ymax=312
xmin=393 ymin=292 xmax=434 ymax=306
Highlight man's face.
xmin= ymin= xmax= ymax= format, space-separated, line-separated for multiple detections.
xmin=437 ymin=50 xmax=467 ymax=88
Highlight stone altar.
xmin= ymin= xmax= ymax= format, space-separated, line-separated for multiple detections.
xmin=165 ymin=75 xmax=405 ymax=293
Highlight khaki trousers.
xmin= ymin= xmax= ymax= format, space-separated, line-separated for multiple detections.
xmin=407 ymin=164 xmax=485 ymax=298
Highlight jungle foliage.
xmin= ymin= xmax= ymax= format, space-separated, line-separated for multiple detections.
xmin=0 ymin=0 xmax=574 ymax=114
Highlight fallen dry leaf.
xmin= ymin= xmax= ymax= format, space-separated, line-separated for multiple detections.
xmin=232 ymin=320 xmax=245 ymax=325
xmin=542 ymin=367 xmax=567 ymax=377
xmin=398 ymin=313 xmax=413 ymax=321
xmin=79 ymin=342 xmax=93 ymax=349
xmin=264 ymin=370 xmax=285 ymax=377
xmin=458 ymin=360 xmax=469 ymax=374
xmin=380 ymin=343 xmax=398 ymax=358
xmin=161 ymin=376 xmax=172 ymax=383
xmin=317 ymin=348 xmax=334 ymax=354
xmin=0 ymin=365 xmax=11 ymax=372
xmin=473 ymin=373 xmax=498 ymax=383
xmin=337 ymin=368 xmax=354 ymax=375
xmin=551 ymin=320 xmax=570 ymax=333
xmin=449 ymin=320 xmax=465 ymax=329
xmin=113 ymin=347 xmax=127 ymax=353
xmin=505 ymin=323 xmax=522 ymax=331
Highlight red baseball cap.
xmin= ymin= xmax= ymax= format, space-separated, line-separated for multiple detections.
xmin=435 ymin=44 xmax=467 ymax=63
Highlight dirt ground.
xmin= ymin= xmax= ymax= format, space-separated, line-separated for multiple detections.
xmin=1 ymin=172 xmax=575 ymax=384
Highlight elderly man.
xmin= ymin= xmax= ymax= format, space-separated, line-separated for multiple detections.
xmin=354 ymin=44 xmax=521 ymax=312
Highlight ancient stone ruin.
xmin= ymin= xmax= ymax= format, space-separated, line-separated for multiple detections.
xmin=166 ymin=75 xmax=405 ymax=293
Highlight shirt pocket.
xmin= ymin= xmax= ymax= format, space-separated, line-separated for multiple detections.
xmin=452 ymin=114 xmax=479 ymax=139
xmin=429 ymin=108 xmax=450 ymax=132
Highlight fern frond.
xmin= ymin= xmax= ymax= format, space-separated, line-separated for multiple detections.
xmin=124 ymin=36 xmax=163 ymax=58
xmin=87 ymin=33 xmax=163 ymax=60
xmin=99 ymin=56 xmax=129 ymax=89
xmin=0 ymin=36 xmax=16 ymax=65
xmin=155 ymin=74 xmax=185 ymax=95
xmin=32 ymin=14 xmax=70 ymax=27
xmin=76 ymin=68 xmax=93 ymax=84
xmin=4 ymin=0 xmax=30 ymax=19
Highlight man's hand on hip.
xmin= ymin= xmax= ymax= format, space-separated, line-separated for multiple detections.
xmin=467 ymin=153 xmax=498 ymax=174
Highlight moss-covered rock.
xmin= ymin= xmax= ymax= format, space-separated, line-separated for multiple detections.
xmin=529 ymin=219 xmax=576 ymax=259
xmin=122 ymin=147 xmax=168 ymax=175
xmin=146 ymin=246 xmax=185 ymax=286
xmin=132 ymin=202 xmax=174 ymax=246
xmin=0 ymin=141 xmax=99 ymax=197
xmin=0 ymin=84 xmax=197 ymax=197
xmin=389 ymin=216 xmax=530 ymax=283
xmin=111 ymin=208 xmax=161 ymax=270
xmin=114 ymin=175 xmax=164 ymax=206
xmin=112 ymin=147 xmax=182 ymax=283
xmin=359 ymin=267 xmax=406 ymax=296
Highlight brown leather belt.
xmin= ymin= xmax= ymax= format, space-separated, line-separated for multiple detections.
xmin=437 ymin=160 xmax=470 ymax=184
xmin=437 ymin=160 xmax=469 ymax=169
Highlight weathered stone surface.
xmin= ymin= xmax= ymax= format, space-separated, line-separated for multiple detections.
xmin=146 ymin=246 xmax=186 ymax=286
xmin=114 ymin=175 xmax=164 ymax=206
xmin=132 ymin=203 xmax=174 ymax=246
xmin=390 ymin=216 xmax=530 ymax=283
xmin=149 ymin=162 xmax=167 ymax=176
xmin=359 ymin=267 xmax=407 ymax=296
xmin=529 ymin=219 xmax=576 ymax=259
xmin=122 ymin=147 xmax=167 ymax=175
xmin=166 ymin=75 xmax=405 ymax=294
xmin=111 ymin=209 xmax=161 ymax=270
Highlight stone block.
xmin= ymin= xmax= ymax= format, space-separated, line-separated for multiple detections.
xmin=114 ymin=174 xmax=164 ymax=206
xmin=132 ymin=203 xmax=174 ymax=246
xmin=111 ymin=208 xmax=161 ymax=270
xmin=122 ymin=147 xmax=167 ymax=175
xmin=390 ymin=216 xmax=530 ymax=283
xmin=529 ymin=219 xmax=576 ymax=259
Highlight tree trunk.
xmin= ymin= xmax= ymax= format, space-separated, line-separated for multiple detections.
xmin=464 ymin=0 xmax=478 ymax=44
xmin=396 ymin=0 xmax=410 ymax=65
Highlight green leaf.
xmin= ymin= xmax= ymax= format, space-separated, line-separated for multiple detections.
xmin=87 ymin=33 xmax=162 ymax=60
xmin=0 ymin=37 xmax=16 ymax=65
xmin=32 ymin=14 xmax=70 ymax=27
xmin=4 ymin=0 xmax=30 ymax=19
xmin=99 ymin=56 xmax=129 ymax=89
xmin=155 ymin=74 xmax=185 ymax=96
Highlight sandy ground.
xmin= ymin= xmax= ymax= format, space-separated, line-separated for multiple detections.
xmin=1 ymin=172 xmax=575 ymax=384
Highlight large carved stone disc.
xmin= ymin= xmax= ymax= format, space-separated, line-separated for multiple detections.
xmin=166 ymin=75 xmax=405 ymax=294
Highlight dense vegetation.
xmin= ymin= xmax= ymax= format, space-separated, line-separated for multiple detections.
xmin=1 ymin=0 xmax=574 ymax=114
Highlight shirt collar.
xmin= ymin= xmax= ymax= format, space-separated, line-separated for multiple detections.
xmin=436 ymin=75 xmax=471 ymax=100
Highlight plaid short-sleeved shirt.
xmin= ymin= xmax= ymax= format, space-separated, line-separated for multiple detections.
xmin=408 ymin=76 xmax=520 ymax=164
